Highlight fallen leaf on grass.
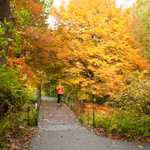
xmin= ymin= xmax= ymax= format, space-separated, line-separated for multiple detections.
xmin=24 ymin=138 xmax=28 ymax=141
xmin=19 ymin=126 xmax=24 ymax=129
xmin=18 ymin=138 xmax=21 ymax=142
xmin=6 ymin=134 xmax=11 ymax=138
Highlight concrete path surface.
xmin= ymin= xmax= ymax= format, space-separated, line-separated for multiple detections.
xmin=29 ymin=97 xmax=150 ymax=150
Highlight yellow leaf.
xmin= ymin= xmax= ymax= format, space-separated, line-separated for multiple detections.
xmin=138 ymin=145 xmax=143 ymax=149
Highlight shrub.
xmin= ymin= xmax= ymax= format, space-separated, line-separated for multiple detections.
xmin=0 ymin=65 xmax=37 ymax=148
xmin=28 ymin=105 xmax=38 ymax=126
xmin=106 ymin=71 xmax=150 ymax=115
xmin=95 ymin=110 xmax=150 ymax=138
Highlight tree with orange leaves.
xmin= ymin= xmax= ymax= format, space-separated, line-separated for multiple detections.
xmin=7 ymin=0 xmax=54 ymax=86
xmin=50 ymin=0 xmax=150 ymax=99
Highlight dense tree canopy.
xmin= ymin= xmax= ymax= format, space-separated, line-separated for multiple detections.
xmin=2 ymin=0 xmax=149 ymax=98
xmin=7 ymin=0 xmax=54 ymax=86
xmin=49 ymin=0 xmax=150 ymax=99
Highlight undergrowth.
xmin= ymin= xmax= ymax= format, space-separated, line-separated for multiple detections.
xmin=95 ymin=109 xmax=150 ymax=139
xmin=0 ymin=65 xmax=38 ymax=149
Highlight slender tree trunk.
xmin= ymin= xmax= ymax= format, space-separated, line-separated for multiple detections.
xmin=0 ymin=0 xmax=15 ymax=121
xmin=0 ymin=0 xmax=15 ymax=66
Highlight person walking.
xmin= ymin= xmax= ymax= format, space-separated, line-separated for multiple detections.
xmin=56 ymin=83 xmax=64 ymax=106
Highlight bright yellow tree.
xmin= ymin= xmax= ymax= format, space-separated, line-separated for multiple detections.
xmin=50 ymin=0 xmax=150 ymax=98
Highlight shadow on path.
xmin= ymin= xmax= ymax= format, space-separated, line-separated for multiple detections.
xmin=30 ymin=97 xmax=150 ymax=150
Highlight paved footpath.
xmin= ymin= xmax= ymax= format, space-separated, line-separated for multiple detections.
xmin=29 ymin=97 xmax=150 ymax=150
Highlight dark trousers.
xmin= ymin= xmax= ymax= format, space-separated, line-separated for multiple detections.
xmin=57 ymin=94 xmax=63 ymax=103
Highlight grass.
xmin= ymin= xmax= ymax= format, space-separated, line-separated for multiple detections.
xmin=51 ymin=97 xmax=57 ymax=100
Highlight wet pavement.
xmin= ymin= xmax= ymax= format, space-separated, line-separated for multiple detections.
xmin=29 ymin=97 xmax=150 ymax=150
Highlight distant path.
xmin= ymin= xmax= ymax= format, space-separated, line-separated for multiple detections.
xmin=29 ymin=96 xmax=150 ymax=150
xmin=40 ymin=96 xmax=56 ymax=101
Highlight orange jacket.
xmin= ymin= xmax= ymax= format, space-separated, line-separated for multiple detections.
xmin=56 ymin=85 xmax=64 ymax=94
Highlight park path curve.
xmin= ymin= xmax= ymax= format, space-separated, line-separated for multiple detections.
xmin=29 ymin=96 xmax=150 ymax=150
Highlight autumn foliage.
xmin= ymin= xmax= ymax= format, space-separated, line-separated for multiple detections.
xmin=50 ymin=0 xmax=150 ymax=98
xmin=8 ymin=0 xmax=54 ymax=86
xmin=132 ymin=0 xmax=150 ymax=60
xmin=1 ymin=0 xmax=150 ymax=147
xmin=106 ymin=70 xmax=150 ymax=115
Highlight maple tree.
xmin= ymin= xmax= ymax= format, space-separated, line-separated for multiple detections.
xmin=7 ymin=0 xmax=54 ymax=86
xmin=50 ymin=0 xmax=150 ymax=99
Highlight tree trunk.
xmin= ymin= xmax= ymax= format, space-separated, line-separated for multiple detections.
xmin=0 ymin=0 xmax=15 ymax=66
xmin=0 ymin=0 xmax=15 ymax=121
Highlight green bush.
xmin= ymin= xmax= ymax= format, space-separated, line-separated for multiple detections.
xmin=0 ymin=65 xmax=37 ymax=148
xmin=95 ymin=110 xmax=150 ymax=138
xmin=78 ymin=113 xmax=94 ymax=126
xmin=106 ymin=71 xmax=150 ymax=115
xmin=0 ymin=110 xmax=28 ymax=148
xmin=28 ymin=105 xmax=38 ymax=126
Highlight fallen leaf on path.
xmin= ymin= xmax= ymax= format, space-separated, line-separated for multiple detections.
xmin=111 ymin=145 xmax=118 ymax=147
xmin=138 ymin=145 xmax=143 ymax=148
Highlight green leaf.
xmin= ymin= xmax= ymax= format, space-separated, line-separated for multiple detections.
xmin=7 ymin=38 xmax=13 ymax=42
